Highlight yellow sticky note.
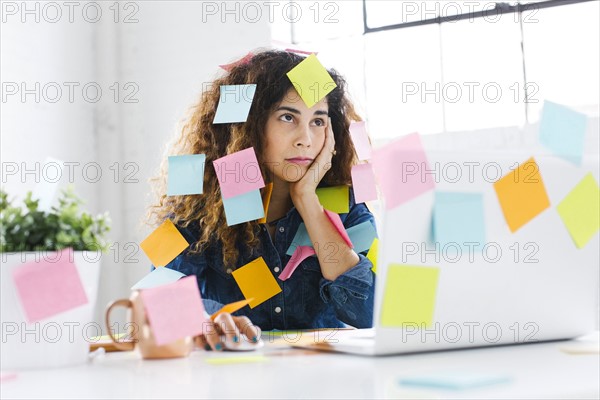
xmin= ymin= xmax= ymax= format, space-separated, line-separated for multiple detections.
xmin=211 ymin=298 xmax=254 ymax=321
xmin=367 ymin=238 xmax=379 ymax=273
xmin=205 ymin=355 xmax=269 ymax=365
xmin=257 ymin=183 xmax=273 ymax=224
xmin=316 ymin=185 xmax=349 ymax=214
xmin=381 ymin=265 xmax=440 ymax=328
xmin=557 ymin=173 xmax=600 ymax=249
xmin=232 ymin=257 xmax=282 ymax=309
xmin=493 ymin=157 xmax=550 ymax=233
xmin=286 ymin=54 xmax=337 ymax=108
xmin=140 ymin=220 xmax=189 ymax=267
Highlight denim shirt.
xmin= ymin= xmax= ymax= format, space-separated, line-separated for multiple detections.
xmin=159 ymin=188 xmax=376 ymax=331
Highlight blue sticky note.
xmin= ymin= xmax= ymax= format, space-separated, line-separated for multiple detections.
xmin=213 ymin=84 xmax=257 ymax=124
xmin=539 ymin=101 xmax=587 ymax=165
xmin=131 ymin=267 xmax=186 ymax=290
xmin=286 ymin=223 xmax=312 ymax=256
xmin=347 ymin=221 xmax=378 ymax=254
xmin=433 ymin=192 xmax=485 ymax=252
xmin=167 ymin=154 xmax=206 ymax=196
xmin=399 ymin=371 xmax=511 ymax=390
xmin=223 ymin=189 xmax=264 ymax=226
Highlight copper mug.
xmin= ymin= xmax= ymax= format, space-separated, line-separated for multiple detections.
xmin=105 ymin=290 xmax=194 ymax=359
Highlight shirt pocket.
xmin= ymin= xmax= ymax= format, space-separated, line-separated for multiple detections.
xmin=197 ymin=251 xmax=235 ymax=281
xmin=300 ymin=255 xmax=321 ymax=273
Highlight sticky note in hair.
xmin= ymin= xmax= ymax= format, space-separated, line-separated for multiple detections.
xmin=316 ymin=185 xmax=349 ymax=214
xmin=223 ymin=189 xmax=265 ymax=226
xmin=351 ymin=163 xmax=378 ymax=204
xmin=213 ymin=84 xmax=257 ymax=124
xmin=539 ymin=101 xmax=587 ymax=165
xmin=232 ymin=257 xmax=282 ymax=308
xmin=219 ymin=52 xmax=254 ymax=72
xmin=140 ymin=219 xmax=189 ymax=267
xmin=350 ymin=121 xmax=372 ymax=161
xmin=214 ymin=147 xmax=265 ymax=199
xmin=557 ymin=173 xmax=600 ymax=249
xmin=286 ymin=54 xmax=337 ymax=108
xmin=167 ymin=154 xmax=205 ymax=196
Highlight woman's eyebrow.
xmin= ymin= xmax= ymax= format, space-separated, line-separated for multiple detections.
xmin=275 ymin=106 xmax=329 ymax=116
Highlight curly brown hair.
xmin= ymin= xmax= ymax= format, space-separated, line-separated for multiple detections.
xmin=147 ymin=49 xmax=362 ymax=268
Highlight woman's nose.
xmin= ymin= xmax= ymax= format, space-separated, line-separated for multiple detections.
xmin=294 ymin=125 xmax=312 ymax=147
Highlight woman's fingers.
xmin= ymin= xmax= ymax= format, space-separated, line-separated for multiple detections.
xmin=213 ymin=312 xmax=241 ymax=347
xmin=194 ymin=334 xmax=211 ymax=351
xmin=203 ymin=319 xmax=225 ymax=351
xmin=233 ymin=315 xmax=261 ymax=343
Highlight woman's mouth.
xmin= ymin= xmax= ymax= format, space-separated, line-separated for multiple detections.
xmin=285 ymin=157 xmax=314 ymax=165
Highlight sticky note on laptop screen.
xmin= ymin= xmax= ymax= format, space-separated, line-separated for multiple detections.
xmin=539 ymin=101 xmax=587 ymax=165
xmin=213 ymin=84 xmax=257 ymax=124
xmin=556 ymin=173 xmax=600 ymax=249
xmin=381 ymin=265 xmax=440 ymax=328
xmin=167 ymin=154 xmax=205 ymax=196
xmin=286 ymin=54 xmax=337 ymax=108
xmin=232 ymin=257 xmax=282 ymax=308
xmin=433 ymin=192 xmax=485 ymax=250
xmin=213 ymin=147 xmax=265 ymax=199
xmin=140 ymin=219 xmax=189 ymax=267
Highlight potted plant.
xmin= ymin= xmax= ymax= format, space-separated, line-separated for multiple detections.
xmin=0 ymin=186 xmax=110 ymax=369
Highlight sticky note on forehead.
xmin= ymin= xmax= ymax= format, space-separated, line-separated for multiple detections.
xmin=232 ymin=257 xmax=282 ymax=308
xmin=286 ymin=54 xmax=337 ymax=108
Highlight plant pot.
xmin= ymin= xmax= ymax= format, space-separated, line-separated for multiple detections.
xmin=0 ymin=251 xmax=101 ymax=370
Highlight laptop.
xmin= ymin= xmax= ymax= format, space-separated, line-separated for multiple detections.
xmin=294 ymin=149 xmax=599 ymax=356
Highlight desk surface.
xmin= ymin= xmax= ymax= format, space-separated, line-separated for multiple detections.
xmin=2 ymin=331 xmax=599 ymax=399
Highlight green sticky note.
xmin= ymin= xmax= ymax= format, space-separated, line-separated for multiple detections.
xmin=381 ymin=265 xmax=440 ymax=328
xmin=367 ymin=238 xmax=379 ymax=273
xmin=557 ymin=173 xmax=600 ymax=249
xmin=286 ymin=54 xmax=337 ymax=108
xmin=316 ymin=186 xmax=349 ymax=214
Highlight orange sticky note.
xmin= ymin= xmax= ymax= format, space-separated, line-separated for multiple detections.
xmin=493 ymin=157 xmax=550 ymax=233
xmin=232 ymin=257 xmax=282 ymax=308
xmin=257 ymin=183 xmax=273 ymax=224
xmin=140 ymin=220 xmax=189 ymax=267
xmin=211 ymin=298 xmax=254 ymax=321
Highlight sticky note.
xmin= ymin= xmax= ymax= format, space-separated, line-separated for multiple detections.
xmin=205 ymin=355 xmax=268 ymax=365
xmin=286 ymin=54 xmax=337 ymax=108
xmin=232 ymin=257 xmax=282 ymax=308
xmin=167 ymin=154 xmax=205 ymax=196
xmin=140 ymin=276 xmax=207 ymax=346
xmin=213 ymin=147 xmax=265 ymax=199
xmin=323 ymin=209 xmax=353 ymax=248
xmin=286 ymin=223 xmax=313 ymax=256
xmin=556 ymin=173 xmax=600 ymax=249
xmin=213 ymin=84 xmax=257 ymax=124
xmin=493 ymin=157 xmax=550 ymax=233
xmin=350 ymin=121 xmax=372 ymax=161
xmin=372 ymin=133 xmax=435 ymax=210
xmin=285 ymin=48 xmax=318 ymax=56
xmin=539 ymin=101 xmax=587 ymax=165
xmin=433 ymin=192 xmax=485 ymax=250
xmin=12 ymin=248 xmax=88 ymax=323
xmin=257 ymin=183 xmax=273 ymax=224
xmin=367 ymin=238 xmax=379 ymax=273
xmin=399 ymin=371 xmax=511 ymax=390
xmin=211 ymin=299 xmax=253 ymax=321
xmin=0 ymin=372 xmax=17 ymax=382
xmin=316 ymin=185 xmax=349 ymax=214
xmin=381 ymin=264 xmax=440 ymax=327
xmin=219 ymin=52 xmax=254 ymax=72
xmin=131 ymin=267 xmax=186 ymax=290
xmin=279 ymin=246 xmax=316 ymax=281
xmin=223 ymin=189 xmax=265 ymax=226
xmin=351 ymin=163 xmax=378 ymax=204
xmin=140 ymin=219 xmax=189 ymax=267
xmin=347 ymin=221 xmax=378 ymax=254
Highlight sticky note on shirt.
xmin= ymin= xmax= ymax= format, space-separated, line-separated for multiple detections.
xmin=286 ymin=54 xmax=337 ymax=108
xmin=399 ymin=371 xmax=511 ymax=390
xmin=286 ymin=223 xmax=313 ymax=256
xmin=140 ymin=219 xmax=189 ymax=267
xmin=352 ymin=163 xmax=378 ymax=204
xmin=372 ymin=133 xmax=435 ymax=210
xmin=279 ymin=246 xmax=316 ymax=281
xmin=140 ymin=275 xmax=207 ymax=346
xmin=433 ymin=192 xmax=485 ymax=250
xmin=213 ymin=84 xmax=257 ymax=124
xmin=232 ymin=257 xmax=282 ymax=308
xmin=350 ymin=121 xmax=372 ymax=161
xmin=223 ymin=189 xmax=265 ymax=226
xmin=347 ymin=221 xmax=378 ymax=254
xmin=539 ymin=101 xmax=587 ymax=165
xmin=12 ymin=248 xmax=88 ymax=323
xmin=557 ymin=173 xmax=600 ymax=249
xmin=493 ymin=157 xmax=550 ymax=233
xmin=131 ymin=267 xmax=186 ymax=290
xmin=323 ymin=209 xmax=353 ymax=248
xmin=316 ymin=185 xmax=349 ymax=214
xmin=214 ymin=147 xmax=265 ymax=199
xmin=167 ymin=154 xmax=205 ymax=196
xmin=381 ymin=264 xmax=440 ymax=327
xmin=367 ymin=238 xmax=379 ymax=273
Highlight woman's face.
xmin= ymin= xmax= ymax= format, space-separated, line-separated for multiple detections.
xmin=263 ymin=88 xmax=329 ymax=183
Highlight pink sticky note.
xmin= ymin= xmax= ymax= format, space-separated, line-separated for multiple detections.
xmin=12 ymin=248 xmax=88 ymax=323
xmin=352 ymin=163 xmax=378 ymax=204
xmin=0 ymin=372 xmax=18 ymax=382
xmin=372 ymin=133 xmax=435 ymax=210
xmin=285 ymin=48 xmax=318 ymax=56
xmin=324 ymin=209 xmax=353 ymax=248
xmin=219 ymin=52 xmax=254 ymax=72
xmin=279 ymin=246 xmax=316 ymax=281
xmin=140 ymin=275 xmax=207 ymax=346
xmin=213 ymin=147 xmax=265 ymax=199
xmin=350 ymin=121 xmax=372 ymax=161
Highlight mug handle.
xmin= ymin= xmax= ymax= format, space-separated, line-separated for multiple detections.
xmin=105 ymin=299 xmax=136 ymax=351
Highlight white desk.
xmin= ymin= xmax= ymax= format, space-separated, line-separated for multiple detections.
xmin=2 ymin=332 xmax=599 ymax=399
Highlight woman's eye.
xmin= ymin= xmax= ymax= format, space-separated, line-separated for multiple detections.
xmin=280 ymin=114 xmax=294 ymax=122
xmin=313 ymin=118 xmax=325 ymax=126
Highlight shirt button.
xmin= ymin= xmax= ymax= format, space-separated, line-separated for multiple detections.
xmin=226 ymin=268 xmax=233 ymax=274
xmin=279 ymin=227 xmax=285 ymax=233
xmin=275 ymin=307 xmax=282 ymax=313
xmin=274 ymin=267 xmax=280 ymax=273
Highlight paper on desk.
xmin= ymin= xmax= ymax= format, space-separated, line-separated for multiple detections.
xmin=12 ymin=248 xmax=88 ymax=323
xmin=286 ymin=54 xmax=336 ymax=108
xmin=351 ymin=163 xmax=378 ymax=204
xmin=257 ymin=182 xmax=273 ymax=224
xmin=349 ymin=121 xmax=372 ymax=161
xmin=433 ymin=192 xmax=485 ymax=251
xmin=213 ymin=84 xmax=257 ymax=124
xmin=399 ymin=371 xmax=511 ymax=390
xmin=232 ymin=257 xmax=282 ymax=308
xmin=140 ymin=219 xmax=189 ymax=267
xmin=167 ymin=154 xmax=205 ymax=196
xmin=346 ymin=221 xmax=378 ymax=254
xmin=323 ymin=209 xmax=353 ymax=248
xmin=223 ymin=189 xmax=265 ymax=226
xmin=556 ymin=173 xmax=600 ymax=249
xmin=279 ymin=246 xmax=316 ymax=281
xmin=316 ymin=185 xmax=349 ymax=214
xmin=493 ymin=157 xmax=550 ymax=233
xmin=539 ymin=101 xmax=587 ymax=166
xmin=140 ymin=276 xmax=207 ymax=346
xmin=213 ymin=147 xmax=265 ymax=199
xmin=131 ymin=267 xmax=186 ymax=290
xmin=211 ymin=298 xmax=253 ymax=321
